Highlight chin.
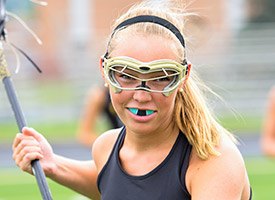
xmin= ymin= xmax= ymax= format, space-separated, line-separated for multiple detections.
xmin=126 ymin=123 xmax=157 ymax=134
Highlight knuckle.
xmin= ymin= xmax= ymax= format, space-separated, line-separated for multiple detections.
xmin=24 ymin=152 xmax=35 ymax=161
xmin=21 ymin=147 xmax=29 ymax=155
xmin=20 ymin=139 xmax=29 ymax=147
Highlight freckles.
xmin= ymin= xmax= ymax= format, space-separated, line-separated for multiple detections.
xmin=111 ymin=91 xmax=130 ymax=103
xmin=160 ymin=95 xmax=176 ymax=110
xmin=154 ymin=93 xmax=174 ymax=103
xmin=110 ymin=91 xmax=131 ymax=112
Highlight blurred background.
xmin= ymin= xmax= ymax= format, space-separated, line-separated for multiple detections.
xmin=0 ymin=0 xmax=274 ymax=199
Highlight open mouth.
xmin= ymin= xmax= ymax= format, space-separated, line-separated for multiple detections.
xmin=128 ymin=108 xmax=155 ymax=116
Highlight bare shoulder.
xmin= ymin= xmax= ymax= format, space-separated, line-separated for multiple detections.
xmin=92 ymin=128 xmax=122 ymax=173
xmin=187 ymin=133 xmax=250 ymax=199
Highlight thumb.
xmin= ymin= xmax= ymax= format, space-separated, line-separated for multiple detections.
xmin=22 ymin=127 xmax=44 ymax=142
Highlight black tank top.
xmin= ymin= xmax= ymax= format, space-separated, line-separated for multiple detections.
xmin=97 ymin=127 xmax=192 ymax=200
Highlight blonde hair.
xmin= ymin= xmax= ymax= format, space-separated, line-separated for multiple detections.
xmin=106 ymin=0 xmax=234 ymax=160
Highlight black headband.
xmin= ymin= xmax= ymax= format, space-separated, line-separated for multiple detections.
xmin=104 ymin=15 xmax=186 ymax=58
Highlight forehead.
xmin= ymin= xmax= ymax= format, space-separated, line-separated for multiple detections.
xmin=111 ymin=34 xmax=178 ymax=62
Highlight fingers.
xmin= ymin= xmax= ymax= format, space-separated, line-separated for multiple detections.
xmin=13 ymin=137 xmax=43 ymax=161
xmin=13 ymin=129 xmax=40 ymax=156
xmin=12 ymin=133 xmax=23 ymax=151
xmin=12 ymin=127 xmax=41 ymax=150
xmin=12 ymin=128 xmax=44 ymax=174
xmin=15 ymin=146 xmax=44 ymax=174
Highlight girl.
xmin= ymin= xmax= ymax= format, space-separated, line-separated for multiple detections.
xmin=13 ymin=1 xmax=251 ymax=199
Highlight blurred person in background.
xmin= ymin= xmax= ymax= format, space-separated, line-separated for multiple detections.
xmin=261 ymin=86 xmax=275 ymax=156
xmin=12 ymin=1 xmax=252 ymax=199
xmin=76 ymin=86 xmax=123 ymax=146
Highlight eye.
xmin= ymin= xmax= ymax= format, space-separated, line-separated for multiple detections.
xmin=155 ymin=76 xmax=171 ymax=82
xmin=120 ymin=74 xmax=135 ymax=80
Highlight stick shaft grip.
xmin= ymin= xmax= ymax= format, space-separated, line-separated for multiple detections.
xmin=3 ymin=77 xmax=53 ymax=200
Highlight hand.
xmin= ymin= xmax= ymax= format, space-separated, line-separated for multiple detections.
xmin=12 ymin=127 xmax=55 ymax=176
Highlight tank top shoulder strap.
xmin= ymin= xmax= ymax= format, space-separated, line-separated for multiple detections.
xmin=176 ymin=132 xmax=192 ymax=197
xmin=97 ymin=127 xmax=126 ymax=191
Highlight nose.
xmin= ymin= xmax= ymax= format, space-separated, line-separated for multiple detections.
xmin=133 ymin=89 xmax=152 ymax=103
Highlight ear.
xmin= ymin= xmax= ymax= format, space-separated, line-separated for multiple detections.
xmin=186 ymin=61 xmax=192 ymax=79
xmin=183 ymin=61 xmax=192 ymax=85
xmin=99 ymin=56 xmax=105 ymax=79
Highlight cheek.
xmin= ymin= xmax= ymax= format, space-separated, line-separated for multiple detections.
xmin=160 ymin=93 xmax=177 ymax=112
xmin=109 ymin=91 xmax=130 ymax=112
xmin=152 ymin=92 xmax=177 ymax=111
xmin=162 ymin=98 xmax=176 ymax=112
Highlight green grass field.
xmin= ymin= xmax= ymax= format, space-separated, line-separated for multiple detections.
xmin=245 ymin=157 xmax=275 ymax=199
xmin=0 ymin=168 xmax=87 ymax=199
xmin=0 ymin=157 xmax=275 ymax=199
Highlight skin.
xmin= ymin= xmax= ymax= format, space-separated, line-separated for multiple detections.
xmin=261 ymin=87 xmax=275 ymax=156
xmin=13 ymin=33 xmax=251 ymax=200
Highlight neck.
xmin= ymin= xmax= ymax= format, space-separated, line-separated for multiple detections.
xmin=124 ymin=122 xmax=179 ymax=152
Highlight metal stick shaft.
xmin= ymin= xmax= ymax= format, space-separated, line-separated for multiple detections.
xmin=2 ymin=76 xmax=53 ymax=200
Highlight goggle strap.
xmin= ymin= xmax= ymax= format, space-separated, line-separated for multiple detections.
xmin=114 ymin=15 xmax=185 ymax=48
xmin=103 ymin=15 xmax=187 ymax=61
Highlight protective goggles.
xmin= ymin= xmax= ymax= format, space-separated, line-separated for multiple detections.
xmin=103 ymin=56 xmax=188 ymax=96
